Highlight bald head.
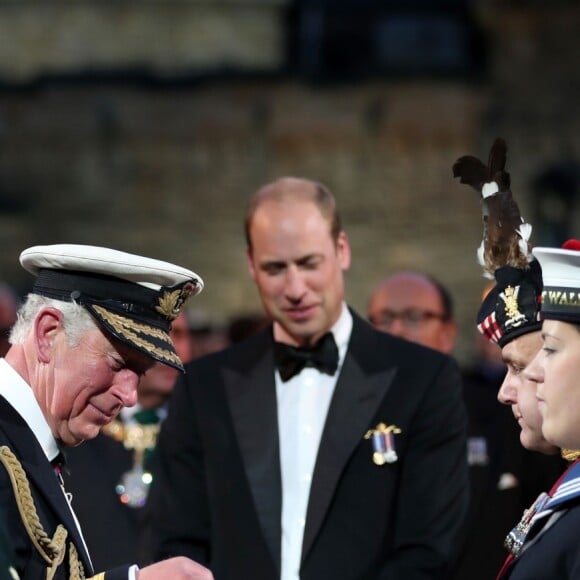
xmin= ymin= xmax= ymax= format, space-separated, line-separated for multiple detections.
xmin=368 ymin=271 xmax=457 ymax=354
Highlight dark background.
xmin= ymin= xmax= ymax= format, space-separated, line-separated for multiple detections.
xmin=0 ymin=0 xmax=578 ymax=364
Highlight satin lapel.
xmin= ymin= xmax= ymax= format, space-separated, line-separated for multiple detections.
xmin=0 ymin=398 xmax=93 ymax=573
xmin=302 ymin=320 xmax=397 ymax=561
xmin=224 ymin=344 xmax=282 ymax=571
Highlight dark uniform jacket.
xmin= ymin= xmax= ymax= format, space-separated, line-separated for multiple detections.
xmin=503 ymin=459 xmax=580 ymax=579
xmin=144 ymin=310 xmax=469 ymax=580
xmin=450 ymin=365 xmax=566 ymax=580
xmin=0 ymin=504 xmax=17 ymax=580
xmin=0 ymin=395 xmax=129 ymax=580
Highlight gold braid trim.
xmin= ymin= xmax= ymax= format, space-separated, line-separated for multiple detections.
xmin=0 ymin=446 xmax=86 ymax=580
xmin=87 ymin=575 xmax=105 ymax=580
xmin=69 ymin=543 xmax=86 ymax=580
xmin=561 ymin=448 xmax=580 ymax=462
xmin=92 ymin=305 xmax=181 ymax=367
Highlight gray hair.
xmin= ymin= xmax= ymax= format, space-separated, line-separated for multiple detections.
xmin=10 ymin=294 xmax=98 ymax=347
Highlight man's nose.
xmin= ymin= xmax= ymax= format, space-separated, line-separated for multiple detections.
xmin=112 ymin=371 xmax=140 ymax=407
xmin=524 ymin=350 xmax=545 ymax=385
xmin=385 ymin=317 xmax=408 ymax=338
xmin=285 ymin=268 xmax=307 ymax=299
xmin=497 ymin=375 xmax=517 ymax=405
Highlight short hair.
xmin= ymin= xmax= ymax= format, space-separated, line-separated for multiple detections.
xmin=244 ymin=177 xmax=342 ymax=251
xmin=10 ymin=294 xmax=98 ymax=347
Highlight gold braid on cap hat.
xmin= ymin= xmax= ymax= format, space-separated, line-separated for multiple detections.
xmin=93 ymin=305 xmax=182 ymax=367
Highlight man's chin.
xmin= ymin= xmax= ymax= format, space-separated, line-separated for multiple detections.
xmin=280 ymin=319 xmax=322 ymax=343
xmin=60 ymin=424 xmax=100 ymax=447
xmin=521 ymin=429 xmax=555 ymax=454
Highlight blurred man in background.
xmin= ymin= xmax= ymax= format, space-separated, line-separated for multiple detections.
xmin=367 ymin=271 xmax=456 ymax=353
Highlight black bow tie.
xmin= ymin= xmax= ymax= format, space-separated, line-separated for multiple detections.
xmin=274 ymin=332 xmax=339 ymax=382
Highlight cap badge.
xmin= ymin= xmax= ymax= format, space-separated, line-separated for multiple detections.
xmin=500 ymin=285 xmax=526 ymax=329
xmin=155 ymin=281 xmax=196 ymax=320
xmin=364 ymin=422 xmax=402 ymax=465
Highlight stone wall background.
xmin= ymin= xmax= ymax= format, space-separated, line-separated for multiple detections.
xmin=0 ymin=1 xmax=579 ymax=366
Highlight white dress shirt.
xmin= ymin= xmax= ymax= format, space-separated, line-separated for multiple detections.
xmin=0 ymin=358 xmax=139 ymax=579
xmin=276 ymin=304 xmax=352 ymax=580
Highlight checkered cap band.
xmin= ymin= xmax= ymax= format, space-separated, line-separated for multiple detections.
xmin=476 ymin=260 xmax=543 ymax=347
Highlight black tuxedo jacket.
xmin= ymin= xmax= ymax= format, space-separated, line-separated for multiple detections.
xmin=0 ymin=396 xmax=129 ymax=580
xmin=145 ymin=311 xmax=469 ymax=580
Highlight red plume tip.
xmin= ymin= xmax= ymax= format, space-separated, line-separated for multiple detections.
xmin=562 ymin=239 xmax=580 ymax=251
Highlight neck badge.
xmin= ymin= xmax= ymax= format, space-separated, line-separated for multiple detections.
xmin=504 ymin=491 xmax=549 ymax=556
xmin=102 ymin=416 xmax=160 ymax=508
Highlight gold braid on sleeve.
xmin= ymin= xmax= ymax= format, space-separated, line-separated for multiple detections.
xmin=0 ymin=446 xmax=86 ymax=580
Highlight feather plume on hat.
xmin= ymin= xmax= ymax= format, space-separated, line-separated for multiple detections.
xmin=453 ymin=139 xmax=542 ymax=346
xmin=453 ymin=138 xmax=532 ymax=278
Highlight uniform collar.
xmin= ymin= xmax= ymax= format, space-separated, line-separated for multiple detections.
xmin=544 ymin=459 xmax=580 ymax=511
xmin=0 ymin=358 xmax=60 ymax=462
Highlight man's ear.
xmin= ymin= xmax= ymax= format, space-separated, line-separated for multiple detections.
xmin=34 ymin=308 xmax=64 ymax=363
xmin=439 ymin=321 xmax=458 ymax=355
xmin=336 ymin=231 xmax=352 ymax=271
xmin=247 ymin=247 xmax=257 ymax=282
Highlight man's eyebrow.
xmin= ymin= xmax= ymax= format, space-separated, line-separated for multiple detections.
xmin=259 ymin=258 xmax=286 ymax=268
xmin=295 ymin=253 xmax=322 ymax=265
xmin=259 ymin=253 xmax=322 ymax=268
xmin=502 ymin=354 xmax=522 ymax=367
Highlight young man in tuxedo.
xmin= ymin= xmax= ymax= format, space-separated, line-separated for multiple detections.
xmin=145 ymin=177 xmax=469 ymax=580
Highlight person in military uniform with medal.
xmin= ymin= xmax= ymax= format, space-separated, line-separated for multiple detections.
xmin=500 ymin=240 xmax=580 ymax=579
xmin=0 ymin=243 xmax=213 ymax=580
xmin=453 ymin=139 xmax=568 ymax=579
